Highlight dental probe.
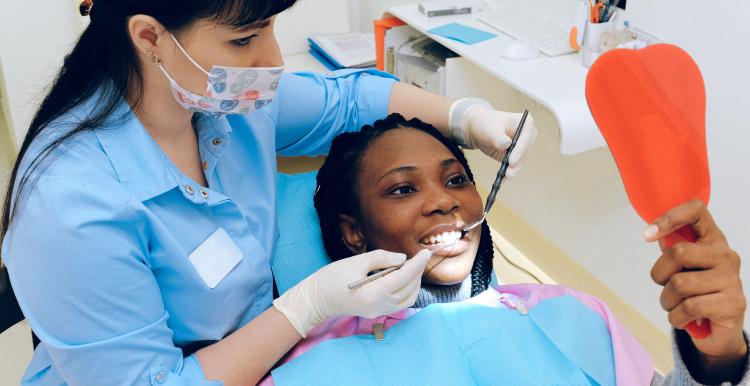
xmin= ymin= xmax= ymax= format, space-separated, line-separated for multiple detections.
xmin=462 ymin=109 xmax=529 ymax=236
xmin=347 ymin=242 xmax=456 ymax=290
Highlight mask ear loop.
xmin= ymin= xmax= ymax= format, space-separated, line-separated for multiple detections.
xmin=168 ymin=34 xmax=218 ymax=79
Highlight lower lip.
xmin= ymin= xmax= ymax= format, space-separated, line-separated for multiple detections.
xmin=420 ymin=238 xmax=470 ymax=257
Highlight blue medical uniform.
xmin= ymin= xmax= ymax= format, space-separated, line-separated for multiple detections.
xmin=1 ymin=69 xmax=397 ymax=385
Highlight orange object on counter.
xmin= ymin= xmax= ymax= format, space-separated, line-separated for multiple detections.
xmin=374 ymin=17 xmax=406 ymax=71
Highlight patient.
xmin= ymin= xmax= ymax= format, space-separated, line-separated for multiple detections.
xmin=261 ymin=114 xmax=747 ymax=386
xmin=315 ymin=113 xmax=494 ymax=307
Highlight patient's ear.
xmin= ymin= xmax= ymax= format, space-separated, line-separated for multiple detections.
xmin=339 ymin=214 xmax=366 ymax=254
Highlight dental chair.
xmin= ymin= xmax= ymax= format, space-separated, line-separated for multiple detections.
xmin=0 ymin=265 xmax=24 ymax=334
xmin=0 ymin=265 xmax=39 ymax=348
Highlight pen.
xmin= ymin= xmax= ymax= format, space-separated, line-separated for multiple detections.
xmin=601 ymin=0 xmax=609 ymax=23
xmin=592 ymin=1 xmax=604 ymax=23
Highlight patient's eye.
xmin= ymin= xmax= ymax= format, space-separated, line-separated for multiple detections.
xmin=388 ymin=185 xmax=416 ymax=196
xmin=447 ymin=174 xmax=469 ymax=187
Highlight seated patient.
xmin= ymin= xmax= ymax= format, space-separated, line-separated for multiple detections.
xmin=261 ymin=114 xmax=745 ymax=386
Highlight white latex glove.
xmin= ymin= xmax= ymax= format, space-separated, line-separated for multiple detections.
xmin=449 ymin=98 xmax=538 ymax=178
xmin=273 ymin=249 xmax=432 ymax=337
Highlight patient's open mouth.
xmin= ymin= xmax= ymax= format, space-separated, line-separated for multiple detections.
xmin=418 ymin=227 xmax=470 ymax=257
xmin=419 ymin=230 xmax=462 ymax=246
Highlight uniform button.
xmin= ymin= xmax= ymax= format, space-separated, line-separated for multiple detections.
xmin=326 ymin=72 xmax=335 ymax=76
xmin=185 ymin=185 xmax=195 ymax=195
xmin=199 ymin=189 xmax=209 ymax=199
xmin=154 ymin=370 xmax=167 ymax=383
xmin=212 ymin=138 xmax=222 ymax=146
xmin=202 ymin=161 xmax=208 ymax=170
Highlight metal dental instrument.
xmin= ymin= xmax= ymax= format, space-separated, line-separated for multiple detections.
xmin=462 ymin=109 xmax=529 ymax=236
xmin=347 ymin=242 xmax=456 ymax=290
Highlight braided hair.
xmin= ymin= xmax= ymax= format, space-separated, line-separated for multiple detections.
xmin=314 ymin=113 xmax=494 ymax=296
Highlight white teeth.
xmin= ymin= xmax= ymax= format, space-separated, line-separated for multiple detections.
xmin=421 ymin=230 xmax=462 ymax=245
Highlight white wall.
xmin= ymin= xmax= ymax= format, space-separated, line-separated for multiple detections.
xmin=276 ymin=0 xmax=351 ymax=56
xmin=1 ymin=0 xmax=355 ymax=142
xmin=350 ymin=0 xmax=414 ymax=32
xmin=623 ymin=0 xmax=750 ymax=330
xmin=626 ymin=0 xmax=750 ymax=301
xmin=0 ymin=0 xmax=84 ymax=145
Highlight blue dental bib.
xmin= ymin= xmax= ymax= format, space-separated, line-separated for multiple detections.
xmin=272 ymin=295 xmax=616 ymax=386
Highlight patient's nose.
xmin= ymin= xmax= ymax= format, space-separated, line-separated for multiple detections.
xmin=422 ymin=187 xmax=460 ymax=216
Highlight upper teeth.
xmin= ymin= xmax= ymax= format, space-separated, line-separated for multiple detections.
xmin=421 ymin=230 xmax=461 ymax=246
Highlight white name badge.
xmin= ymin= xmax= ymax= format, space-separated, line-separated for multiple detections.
xmin=189 ymin=228 xmax=243 ymax=289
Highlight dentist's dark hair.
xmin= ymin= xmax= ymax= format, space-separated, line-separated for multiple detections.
xmin=1 ymin=0 xmax=297 ymax=264
xmin=314 ymin=113 xmax=494 ymax=296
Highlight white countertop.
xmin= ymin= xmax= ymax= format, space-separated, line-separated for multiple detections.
xmin=387 ymin=4 xmax=606 ymax=155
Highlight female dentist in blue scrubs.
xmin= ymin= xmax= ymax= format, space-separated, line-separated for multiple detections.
xmin=0 ymin=0 xmax=538 ymax=385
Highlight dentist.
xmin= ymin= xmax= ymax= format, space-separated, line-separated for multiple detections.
xmin=0 ymin=0 xmax=537 ymax=385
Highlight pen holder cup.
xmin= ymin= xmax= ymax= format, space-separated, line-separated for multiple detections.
xmin=582 ymin=20 xmax=615 ymax=68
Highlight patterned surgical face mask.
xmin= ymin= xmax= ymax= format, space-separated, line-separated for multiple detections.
xmin=157 ymin=34 xmax=284 ymax=118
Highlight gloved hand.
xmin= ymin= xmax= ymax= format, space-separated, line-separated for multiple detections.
xmin=449 ymin=98 xmax=538 ymax=178
xmin=273 ymin=249 xmax=432 ymax=337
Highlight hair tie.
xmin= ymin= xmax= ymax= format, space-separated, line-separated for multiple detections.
xmin=79 ymin=0 xmax=93 ymax=16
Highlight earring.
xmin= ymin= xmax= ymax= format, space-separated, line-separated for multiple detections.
xmin=149 ymin=52 xmax=162 ymax=65
xmin=79 ymin=0 xmax=93 ymax=17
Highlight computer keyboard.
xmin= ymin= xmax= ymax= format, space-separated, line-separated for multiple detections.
xmin=478 ymin=0 xmax=578 ymax=56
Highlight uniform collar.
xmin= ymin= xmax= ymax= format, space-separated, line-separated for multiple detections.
xmin=94 ymin=100 xmax=233 ymax=202
xmin=194 ymin=113 xmax=233 ymax=157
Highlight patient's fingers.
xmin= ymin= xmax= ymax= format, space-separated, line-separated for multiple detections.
xmin=667 ymin=291 xmax=743 ymax=330
xmin=659 ymin=269 xmax=728 ymax=311
xmin=650 ymin=243 xmax=722 ymax=285
xmin=644 ymin=200 xmax=725 ymax=246
xmin=650 ymin=242 xmax=739 ymax=286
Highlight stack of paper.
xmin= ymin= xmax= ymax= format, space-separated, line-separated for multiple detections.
xmin=308 ymin=32 xmax=376 ymax=70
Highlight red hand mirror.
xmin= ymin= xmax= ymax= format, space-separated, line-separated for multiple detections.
xmin=586 ymin=44 xmax=711 ymax=338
